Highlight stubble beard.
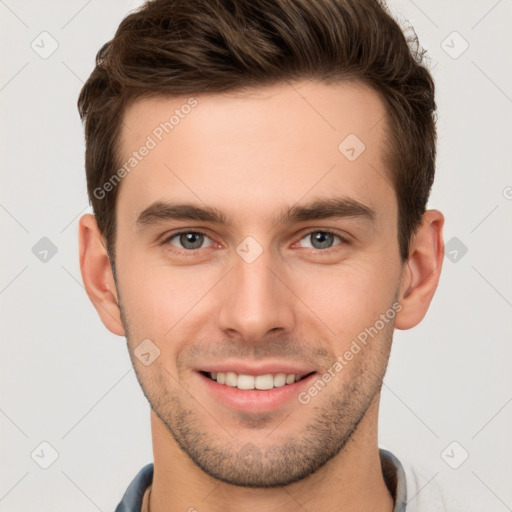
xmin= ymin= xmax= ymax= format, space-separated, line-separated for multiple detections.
xmin=119 ymin=301 xmax=393 ymax=488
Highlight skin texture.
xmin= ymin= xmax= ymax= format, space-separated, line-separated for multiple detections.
xmin=79 ymin=79 xmax=444 ymax=512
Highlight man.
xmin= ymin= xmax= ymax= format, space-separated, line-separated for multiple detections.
xmin=77 ymin=0 xmax=447 ymax=510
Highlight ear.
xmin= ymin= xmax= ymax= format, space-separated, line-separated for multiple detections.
xmin=78 ymin=214 xmax=125 ymax=336
xmin=395 ymin=210 xmax=444 ymax=330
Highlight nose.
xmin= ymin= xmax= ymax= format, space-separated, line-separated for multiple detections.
xmin=217 ymin=248 xmax=296 ymax=343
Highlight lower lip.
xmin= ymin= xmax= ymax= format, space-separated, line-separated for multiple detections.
xmin=196 ymin=371 xmax=317 ymax=413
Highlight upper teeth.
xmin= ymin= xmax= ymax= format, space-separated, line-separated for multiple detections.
xmin=210 ymin=372 xmax=304 ymax=390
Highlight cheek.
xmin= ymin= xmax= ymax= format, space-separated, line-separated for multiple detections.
xmin=289 ymin=259 xmax=400 ymax=338
xmin=117 ymin=257 xmax=220 ymax=339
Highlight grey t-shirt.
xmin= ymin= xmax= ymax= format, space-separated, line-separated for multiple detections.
xmin=114 ymin=449 xmax=445 ymax=512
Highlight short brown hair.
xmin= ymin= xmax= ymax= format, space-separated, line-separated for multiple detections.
xmin=78 ymin=0 xmax=436 ymax=262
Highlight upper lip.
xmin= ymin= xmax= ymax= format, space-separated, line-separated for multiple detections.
xmin=196 ymin=361 xmax=316 ymax=376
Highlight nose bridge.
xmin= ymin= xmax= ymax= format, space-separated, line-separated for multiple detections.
xmin=217 ymin=246 xmax=295 ymax=340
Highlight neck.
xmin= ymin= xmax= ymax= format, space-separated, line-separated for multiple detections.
xmin=148 ymin=397 xmax=394 ymax=512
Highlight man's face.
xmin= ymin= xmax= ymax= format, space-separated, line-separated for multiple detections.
xmin=114 ymin=80 xmax=403 ymax=486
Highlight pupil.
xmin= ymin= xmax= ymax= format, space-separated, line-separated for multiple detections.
xmin=312 ymin=232 xmax=333 ymax=249
xmin=180 ymin=232 xmax=203 ymax=249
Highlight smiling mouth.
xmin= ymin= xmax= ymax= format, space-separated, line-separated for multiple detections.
xmin=200 ymin=371 xmax=315 ymax=391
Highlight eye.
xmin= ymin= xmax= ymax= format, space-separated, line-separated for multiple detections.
xmin=166 ymin=231 xmax=213 ymax=250
xmin=298 ymin=231 xmax=344 ymax=250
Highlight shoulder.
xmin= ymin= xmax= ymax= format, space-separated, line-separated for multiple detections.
xmin=393 ymin=453 xmax=475 ymax=512
xmin=115 ymin=463 xmax=154 ymax=512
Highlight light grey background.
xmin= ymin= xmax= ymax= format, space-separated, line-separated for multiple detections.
xmin=1 ymin=0 xmax=511 ymax=510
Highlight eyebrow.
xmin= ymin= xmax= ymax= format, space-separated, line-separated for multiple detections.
xmin=280 ymin=197 xmax=375 ymax=224
xmin=136 ymin=201 xmax=228 ymax=227
xmin=135 ymin=197 xmax=375 ymax=229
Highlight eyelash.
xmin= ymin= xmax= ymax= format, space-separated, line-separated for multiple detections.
xmin=293 ymin=231 xmax=350 ymax=252
xmin=160 ymin=229 xmax=349 ymax=256
xmin=161 ymin=230 xmax=215 ymax=257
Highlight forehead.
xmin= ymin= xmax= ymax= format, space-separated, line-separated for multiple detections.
xmin=117 ymin=80 xmax=393 ymax=226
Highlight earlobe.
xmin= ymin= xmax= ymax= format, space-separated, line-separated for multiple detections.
xmin=395 ymin=210 xmax=444 ymax=330
xmin=78 ymin=214 xmax=125 ymax=336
